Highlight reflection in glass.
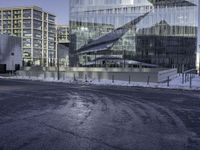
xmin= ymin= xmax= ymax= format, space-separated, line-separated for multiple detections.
xmin=70 ymin=0 xmax=198 ymax=71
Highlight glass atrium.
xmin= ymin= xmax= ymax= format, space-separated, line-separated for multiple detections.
xmin=70 ymin=0 xmax=199 ymax=71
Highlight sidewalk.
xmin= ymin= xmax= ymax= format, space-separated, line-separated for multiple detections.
xmin=0 ymin=73 xmax=15 ymax=77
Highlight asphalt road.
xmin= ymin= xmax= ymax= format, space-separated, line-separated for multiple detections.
xmin=0 ymin=79 xmax=200 ymax=150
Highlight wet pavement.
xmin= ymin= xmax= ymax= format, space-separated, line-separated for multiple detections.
xmin=0 ymin=79 xmax=200 ymax=150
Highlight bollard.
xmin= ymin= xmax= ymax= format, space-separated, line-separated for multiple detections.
xmin=112 ymin=74 xmax=114 ymax=83
xmin=147 ymin=76 xmax=150 ymax=85
xmin=167 ymin=76 xmax=170 ymax=87
xmin=129 ymin=75 xmax=131 ymax=84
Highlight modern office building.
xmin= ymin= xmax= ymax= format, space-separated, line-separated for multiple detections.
xmin=70 ymin=0 xmax=199 ymax=72
xmin=0 ymin=6 xmax=56 ymax=67
xmin=0 ymin=34 xmax=22 ymax=73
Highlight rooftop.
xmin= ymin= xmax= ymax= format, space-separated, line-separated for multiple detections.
xmin=0 ymin=5 xmax=56 ymax=16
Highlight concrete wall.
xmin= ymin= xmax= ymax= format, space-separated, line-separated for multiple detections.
xmin=18 ymin=67 xmax=177 ymax=83
xmin=0 ymin=35 xmax=22 ymax=71
xmin=57 ymin=43 xmax=69 ymax=66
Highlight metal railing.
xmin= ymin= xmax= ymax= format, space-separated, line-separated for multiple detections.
xmin=181 ymin=69 xmax=197 ymax=88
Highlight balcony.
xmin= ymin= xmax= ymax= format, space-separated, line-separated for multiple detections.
xmin=13 ymin=15 xmax=22 ymax=19
xmin=23 ymin=10 xmax=31 ymax=19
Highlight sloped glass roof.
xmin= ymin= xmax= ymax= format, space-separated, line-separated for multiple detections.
xmin=148 ymin=0 xmax=197 ymax=6
xmin=77 ymin=12 xmax=150 ymax=54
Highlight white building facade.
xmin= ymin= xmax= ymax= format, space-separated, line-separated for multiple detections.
xmin=0 ymin=34 xmax=22 ymax=72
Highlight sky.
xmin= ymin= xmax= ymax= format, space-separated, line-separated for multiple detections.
xmin=0 ymin=0 xmax=69 ymax=25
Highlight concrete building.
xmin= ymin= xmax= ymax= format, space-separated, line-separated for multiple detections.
xmin=56 ymin=25 xmax=70 ymax=67
xmin=70 ymin=0 xmax=199 ymax=72
xmin=0 ymin=6 xmax=56 ymax=67
xmin=0 ymin=34 xmax=22 ymax=73
xmin=56 ymin=25 xmax=70 ymax=45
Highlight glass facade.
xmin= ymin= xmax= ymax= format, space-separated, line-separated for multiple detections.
xmin=70 ymin=0 xmax=199 ymax=71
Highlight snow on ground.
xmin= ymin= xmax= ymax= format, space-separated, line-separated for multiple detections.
xmin=1 ymin=74 xmax=200 ymax=91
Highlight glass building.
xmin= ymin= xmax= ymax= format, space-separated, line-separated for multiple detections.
xmin=70 ymin=0 xmax=199 ymax=72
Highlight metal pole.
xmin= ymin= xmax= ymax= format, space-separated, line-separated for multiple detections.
xmin=167 ymin=76 xmax=170 ymax=87
xmin=85 ymin=54 xmax=87 ymax=67
xmin=182 ymin=73 xmax=184 ymax=84
xmin=182 ymin=64 xmax=184 ymax=74
xmin=63 ymin=73 xmax=65 ymax=80
xmin=123 ymin=49 xmax=126 ymax=68
xmin=11 ymin=52 xmax=14 ymax=76
xmin=73 ymin=73 xmax=76 ymax=81
xmin=147 ymin=76 xmax=150 ymax=85
xmin=12 ymin=59 xmax=14 ymax=76
xmin=57 ymin=48 xmax=60 ymax=80
xmin=44 ymin=71 xmax=46 ymax=79
xmin=95 ymin=52 xmax=97 ymax=67
xmin=190 ymin=74 xmax=192 ymax=88
xmin=185 ymin=73 xmax=187 ymax=83
xmin=199 ymin=54 xmax=200 ymax=76
xmin=85 ymin=74 xmax=87 ymax=82
xmin=29 ymin=71 xmax=31 ymax=79
xmin=98 ymin=73 xmax=100 ymax=82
